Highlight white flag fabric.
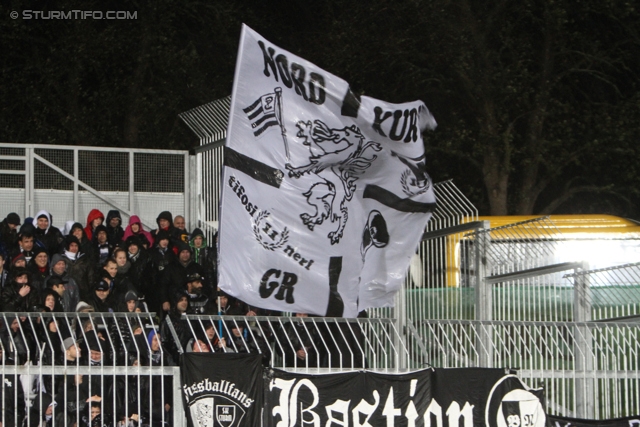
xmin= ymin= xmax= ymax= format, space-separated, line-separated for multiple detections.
xmin=218 ymin=25 xmax=437 ymax=317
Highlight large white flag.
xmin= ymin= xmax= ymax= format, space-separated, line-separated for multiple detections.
xmin=218 ymin=25 xmax=437 ymax=317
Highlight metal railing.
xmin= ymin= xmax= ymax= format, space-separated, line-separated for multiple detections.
xmin=0 ymin=311 xmax=185 ymax=426
xmin=409 ymin=318 xmax=640 ymax=419
xmin=565 ymin=262 xmax=640 ymax=320
xmin=0 ymin=143 xmax=192 ymax=230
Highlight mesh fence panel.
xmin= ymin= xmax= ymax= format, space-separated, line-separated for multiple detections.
xmin=0 ymin=173 xmax=24 ymax=189
xmin=134 ymin=152 xmax=184 ymax=193
xmin=79 ymin=150 xmax=129 ymax=192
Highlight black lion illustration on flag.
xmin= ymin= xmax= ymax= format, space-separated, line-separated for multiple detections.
xmin=286 ymin=119 xmax=381 ymax=244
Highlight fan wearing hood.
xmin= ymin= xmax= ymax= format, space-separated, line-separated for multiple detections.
xmin=46 ymin=253 xmax=81 ymax=311
xmin=32 ymin=210 xmax=64 ymax=257
xmin=105 ymin=210 xmax=124 ymax=247
xmin=84 ymin=209 xmax=104 ymax=241
xmin=0 ymin=212 xmax=20 ymax=255
xmin=62 ymin=235 xmax=96 ymax=301
xmin=189 ymin=228 xmax=217 ymax=290
xmin=122 ymin=215 xmax=154 ymax=247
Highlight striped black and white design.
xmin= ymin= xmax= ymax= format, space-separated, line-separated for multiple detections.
xmin=243 ymin=93 xmax=279 ymax=137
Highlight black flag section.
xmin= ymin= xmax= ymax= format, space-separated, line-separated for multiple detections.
xmin=363 ymin=184 xmax=437 ymax=213
xmin=341 ymin=86 xmax=361 ymax=118
xmin=224 ymin=147 xmax=284 ymax=189
xmin=325 ymin=256 xmax=344 ymax=317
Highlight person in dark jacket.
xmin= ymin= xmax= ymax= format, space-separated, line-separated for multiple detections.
xmin=27 ymin=246 xmax=49 ymax=293
xmin=105 ymin=209 xmax=125 ymax=247
xmin=68 ymin=221 xmax=96 ymax=266
xmin=189 ymin=227 xmax=217 ymax=290
xmin=225 ymin=307 xmax=272 ymax=366
xmin=276 ymin=313 xmax=323 ymax=368
xmin=92 ymin=225 xmax=113 ymax=267
xmin=32 ymin=210 xmax=64 ymax=257
xmin=47 ymin=253 xmax=81 ymax=312
xmin=124 ymin=236 xmax=151 ymax=300
xmin=140 ymin=329 xmax=175 ymax=425
xmin=185 ymin=272 xmax=216 ymax=315
xmin=147 ymin=230 xmax=175 ymax=314
xmin=160 ymin=289 xmax=191 ymax=362
xmin=159 ymin=241 xmax=205 ymax=314
xmin=12 ymin=229 xmax=41 ymax=265
xmin=0 ymin=342 xmax=26 ymax=425
xmin=0 ymin=251 xmax=9 ymax=290
xmin=1 ymin=267 xmax=39 ymax=312
xmin=86 ymin=278 xmax=117 ymax=313
xmin=63 ymin=234 xmax=96 ymax=300
xmin=150 ymin=210 xmax=176 ymax=244
xmin=0 ymin=212 xmax=20 ymax=256
xmin=113 ymin=247 xmax=136 ymax=295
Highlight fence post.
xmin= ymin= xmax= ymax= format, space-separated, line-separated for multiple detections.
xmin=574 ymin=262 xmax=593 ymax=418
xmin=25 ymin=146 xmax=34 ymax=217
xmin=396 ymin=278 xmax=408 ymax=370
xmin=129 ymin=151 xmax=135 ymax=214
xmin=74 ymin=148 xmax=79 ymax=221
xmin=475 ymin=221 xmax=493 ymax=367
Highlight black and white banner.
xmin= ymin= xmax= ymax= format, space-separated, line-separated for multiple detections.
xmin=266 ymin=368 xmax=545 ymax=427
xmin=181 ymin=354 xmax=263 ymax=427
xmin=218 ymin=25 xmax=437 ymax=317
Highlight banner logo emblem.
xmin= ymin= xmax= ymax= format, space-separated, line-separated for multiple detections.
xmin=190 ymin=397 xmax=214 ymax=427
xmin=216 ymin=404 xmax=236 ymax=427
xmin=286 ymin=119 xmax=381 ymax=244
xmin=253 ymin=210 xmax=289 ymax=251
xmin=487 ymin=375 xmax=546 ymax=427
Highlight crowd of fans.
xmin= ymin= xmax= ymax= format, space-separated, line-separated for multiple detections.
xmin=0 ymin=209 xmax=365 ymax=426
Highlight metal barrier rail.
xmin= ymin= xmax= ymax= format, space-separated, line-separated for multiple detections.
xmin=174 ymin=314 xmax=411 ymax=373
xmin=409 ymin=318 xmax=640 ymax=419
xmin=0 ymin=312 xmax=185 ymax=426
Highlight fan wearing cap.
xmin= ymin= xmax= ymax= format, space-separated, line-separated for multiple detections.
xmin=185 ymin=273 xmax=215 ymax=315
xmin=10 ymin=251 xmax=27 ymax=271
xmin=158 ymin=240 xmax=205 ymax=314
xmin=0 ymin=212 xmax=20 ymax=254
xmin=86 ymin=277 xmax=116 ymax=312
xmin=1 ymin=267 xmax=39 ymax=312
xmin=32 ymin=209 xmax=64 ymax=257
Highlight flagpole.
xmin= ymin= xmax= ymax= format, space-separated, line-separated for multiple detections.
xmin=274 ymin=87 xmax=290 ymax=161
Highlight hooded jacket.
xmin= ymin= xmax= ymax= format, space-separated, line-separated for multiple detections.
xmin=47 ymin=253 xmax=80 ymax=311
xmin=189 ymin=228 xmax=217 ymax=289
xmin=105 ymin=209 xmax=124 ymax=246
xmin=84 ymin=209 xmax=104 ymax=241
xmin=122 ymin=214 xmax=154 ymax=247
